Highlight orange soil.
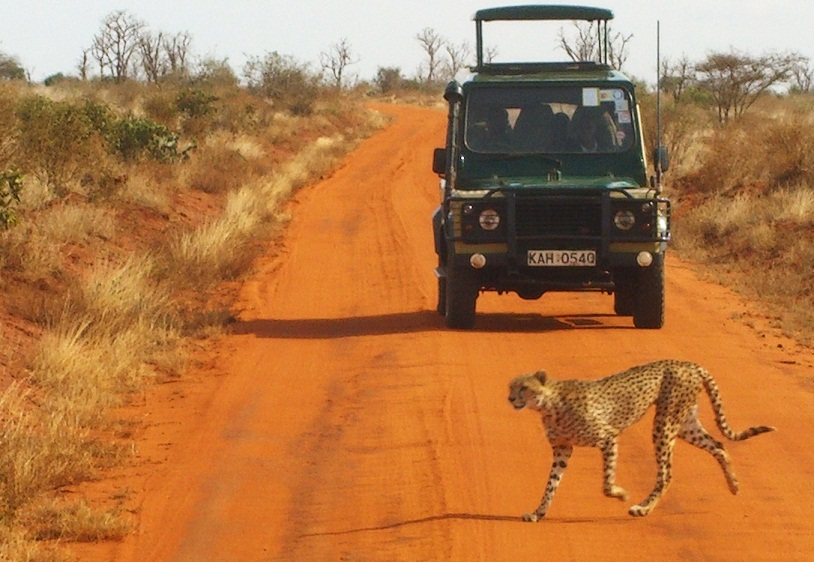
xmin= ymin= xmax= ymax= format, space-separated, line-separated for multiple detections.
xmin=77 ymin=104 xmax=814 ymax=562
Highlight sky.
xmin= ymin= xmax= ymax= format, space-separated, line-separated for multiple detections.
xmin=3 ymin=1 xmax=813 ymax=86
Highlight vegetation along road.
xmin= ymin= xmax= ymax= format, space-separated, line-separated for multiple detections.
xmin=81 ymin=104 xmax=814 ymax=561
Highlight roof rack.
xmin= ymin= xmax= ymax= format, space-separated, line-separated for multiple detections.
xmin=474 ymin=5 xmax=615 ymax=71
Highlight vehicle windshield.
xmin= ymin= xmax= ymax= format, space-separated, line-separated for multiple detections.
xmin=464 ymin=86 xmax=635 ymax=155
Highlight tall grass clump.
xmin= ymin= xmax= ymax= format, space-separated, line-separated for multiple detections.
xmin=0 ymin=383 xmax=97 ymax=520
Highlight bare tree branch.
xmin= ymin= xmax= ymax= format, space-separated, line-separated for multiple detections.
xmin=320 ymin=38 xmax=358 ymax=90
xmin=90 ymin=10 xmax=144 ymax=82
xmin=415 ymin=27 xmax=445 ymax=83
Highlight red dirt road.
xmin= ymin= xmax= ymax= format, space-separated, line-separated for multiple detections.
xmin=83 ymin=105 xmax=814 ymax=561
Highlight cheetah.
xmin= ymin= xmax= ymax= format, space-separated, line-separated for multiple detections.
xmin=507 ymin=359 xmax=774 ymax=520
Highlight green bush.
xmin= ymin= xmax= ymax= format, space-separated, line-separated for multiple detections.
xmin=16 ymin=95 xmax=105 ymax=197
xmin=107 ymin=115 xmax=190 ymax=162
xmin=0 ymin=169 xmax=22 ymax=228
xmin=175 ymin=88 xmax=217 ymax=119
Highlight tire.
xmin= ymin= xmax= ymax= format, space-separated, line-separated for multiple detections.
xmin=633 ymin=254 xmax=665 ymax=329
xmin=444 ymin=265 xmax=478 ymax=329
xmin=613 ymin=270 xmax=636 ymax=316
xmin=436 ymin=274 xmax=447 ymax=316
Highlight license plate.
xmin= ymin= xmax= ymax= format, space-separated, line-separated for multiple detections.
xmin=527 ymin=250 xmax=596 ymax=267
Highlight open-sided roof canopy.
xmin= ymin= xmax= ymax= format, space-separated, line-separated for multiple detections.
xmin=473 ymin=5 xmax=615 ymax=71
xmin=474 ymin=5 xmax=614 ymax=22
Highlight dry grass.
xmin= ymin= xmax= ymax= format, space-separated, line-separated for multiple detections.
xmin=0 ymin=78 xmax=382 ymax=556
xmin=23 ymin=498 xmax=132 ymax=542
xmin=0 ymin=383 xmax=98 ymax=519
xmin=670 ymin=96 xmax=814 ymax=342
xmin=164 ymin=133 xmax=354 ymax=292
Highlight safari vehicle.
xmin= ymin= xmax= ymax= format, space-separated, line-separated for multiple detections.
xmin=432 ymin=5 xmax=671 ymax=329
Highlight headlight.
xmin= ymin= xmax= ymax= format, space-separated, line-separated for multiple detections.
xmin=657 ymin=215 xmax=669 ymax=236
xmin=613 ymin=210 xmax=636 ymax=231
xmin=479 ymin=209 xmax=500 ymax=230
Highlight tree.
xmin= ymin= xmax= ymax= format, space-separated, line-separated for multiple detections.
xmin=695 ymin=49 xmax=807 ymax=123
xmin=139 ymin=30 xmax=165 ymax=83
xmin=374 ymin=66 xmax=404 ymax=94
xmin=193 ymin=57 xmax=237 ymax=87
xmin=558 ymin=22 xmax=632 ymax=70
xmin=243 ymin=52 xmax=320 ymax=114
xmin=320 ymin=38 xmax=357 ymax=90
xmin=660 ymin=55 xmax=695 ymax=102
xmin=442 ymin=41 xmax=472 ymax=81
xmin=90 ymin=10 xmax=144 ymax=82
xmin=415 ymin=27 xmax=445 ymax=83
xmin=163 ymin=31 xmax=192 ymax=77
xmin=0 ymin=52 xmax=25 ymax=81
xmin=77 ymin=49 xmax=90 ymax=80
xmin=790 ymin=59 xmax=813 ymax=93
xmin=483 ymin=45 xmax=499 ymax=65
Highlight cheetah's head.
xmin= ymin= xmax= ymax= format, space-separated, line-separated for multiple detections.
xmin=508 ymin=371 xmax=547 ymax=411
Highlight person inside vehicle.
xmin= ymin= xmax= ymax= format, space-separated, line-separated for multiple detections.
xmin=568 ymin=109 xmax=600 ymax=152
xmin=568 ymin=107 xmax=618 ymax=152
xmin=468 ymin=105 xmax=512 ymax=151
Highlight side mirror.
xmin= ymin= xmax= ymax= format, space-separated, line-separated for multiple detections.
xmin=432 ymin=147 xmax=447 ymax=176
xmin=653 ymin=146 xmax=670 ymax=173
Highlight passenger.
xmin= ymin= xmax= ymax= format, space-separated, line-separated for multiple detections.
xmin=567 ymin=107 xmax=617 ymax=153
xmin=468 ymin=105 xmax=512 ymax=151
xmin=568 ymin=109 xmax=600 ymax=152
xmin=514 ymin=104 xmax=554 ymax=151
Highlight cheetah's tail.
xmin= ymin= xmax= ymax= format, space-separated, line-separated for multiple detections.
xmin=701 ymin=370 xmax=776 ymax=441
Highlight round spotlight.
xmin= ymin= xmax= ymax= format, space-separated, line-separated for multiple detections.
xmin=614 ymin=210 xmax=636 ymax=231
xmin=479 ymin=209 xmax=500 ymax=230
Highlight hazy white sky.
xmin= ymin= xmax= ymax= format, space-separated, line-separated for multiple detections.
xmin=3 ymin=1 xmax=812 ymax=85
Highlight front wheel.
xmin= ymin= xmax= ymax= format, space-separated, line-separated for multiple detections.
xmin=436 ymin=274 xmax=446 ymax=316
xmin=613 ymin=269 xmax=636 ymax=316
xmin=633 ymin=254 xmax=665 ymax=329
xmin=444 ymin=265 xmax=478 ymax=329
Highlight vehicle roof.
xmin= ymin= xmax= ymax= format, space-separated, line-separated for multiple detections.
xmin=474 ymin=5 xmax=614 ymax=22
xmin=464 ymin=64 xmax=634 ymax=86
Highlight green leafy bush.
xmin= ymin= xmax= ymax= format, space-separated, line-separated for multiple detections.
xmin=107 ymin=115 xmax=189 ymax=162
xmin=0 ymin=169 xmax=22 ymax=228
xmin=15 ymin=95 xmax=106 ymax=197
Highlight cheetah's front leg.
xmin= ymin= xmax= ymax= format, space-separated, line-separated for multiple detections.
xmin=600 ymin=439 xmax=628 ymax=501
xmin=523 ymin=445 xmax=573 ymax=522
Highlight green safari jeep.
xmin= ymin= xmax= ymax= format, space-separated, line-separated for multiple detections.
xmin=432 ymin=5 xmax=671 ymax=329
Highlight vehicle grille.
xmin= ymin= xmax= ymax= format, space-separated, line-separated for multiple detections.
xmin=515 ymin=196 xmax=602 ymax=238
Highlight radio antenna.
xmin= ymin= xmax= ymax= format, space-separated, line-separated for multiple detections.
xmin=655 ymin=20 xmax=663 ymax=194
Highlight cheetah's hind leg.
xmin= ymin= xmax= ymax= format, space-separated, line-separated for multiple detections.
xmin=679 ymin=405 xmax=739 ymax=494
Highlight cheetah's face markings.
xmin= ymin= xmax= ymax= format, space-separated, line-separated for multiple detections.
xmin=508 ymin=372 xmax=547 ymax=411
xmin=508 ymin=382 xmax=530 ymax=410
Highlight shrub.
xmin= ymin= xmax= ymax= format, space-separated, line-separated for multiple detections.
xmin=107 ymin=114 xmax=189 ymax=162
xmin=0 ymin=169 xmax=23 ymax=228
xmin=243 ymin=52 xmax=321 ymax=115
xmin=15 ymin=95 xmax=107 ymax=197
xmin=176 ymin=88 xmax=218 ymax=137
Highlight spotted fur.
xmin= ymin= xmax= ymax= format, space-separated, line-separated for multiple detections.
xmin=508 ymin=359 xmax=774 ymax=520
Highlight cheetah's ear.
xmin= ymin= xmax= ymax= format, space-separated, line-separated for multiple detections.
xmin=533 ymin=370 xmax=547 ymax=384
